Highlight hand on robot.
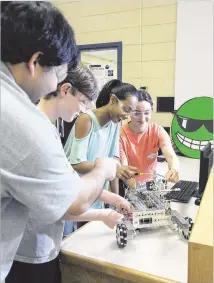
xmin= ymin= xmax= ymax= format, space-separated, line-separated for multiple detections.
xmin=115 ymin=160 xmax=140 ymax=182
xmin=100 ymin=209 xmax=124 ymax=229
xmin=165 ymin=169 xmax=179 ymax=183
xmin=126 ymin=171 xmax=154 ymax=189
xmin=115 ymin=196 xmax=133 ymax=216
xmin=126 ymin=178 xmax=137 ymax=189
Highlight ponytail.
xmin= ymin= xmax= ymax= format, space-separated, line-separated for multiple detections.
xmin=96 ymin=79 xmax=122 ymax=108
xmin=96 ymin=79 xmax=138 ymax=108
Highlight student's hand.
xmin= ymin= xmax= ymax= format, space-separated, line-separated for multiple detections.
xmin=116 ymin=165 xmax=139 ymax=182
xmin=115 ymin=197 xmax=133 ymax=215
xmin=100 ymin=209 xmax=123 ymax=229
xmin=165 ymin=169 xmax=179 ymax=183
xmin=126 ymin=178 xmax=137 ymax=189
xmin=94 ymin=158 xmax=117 ymax=181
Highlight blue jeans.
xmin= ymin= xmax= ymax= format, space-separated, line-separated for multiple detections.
xmin=63 ymin=221 xmax=75 ymax=236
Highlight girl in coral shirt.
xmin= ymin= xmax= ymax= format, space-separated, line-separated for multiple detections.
xmin=120 ymin=89 xmax=180 ymax=189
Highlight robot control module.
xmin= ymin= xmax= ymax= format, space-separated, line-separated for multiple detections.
xmin=116 ymin=173 xmax=194 ymax=248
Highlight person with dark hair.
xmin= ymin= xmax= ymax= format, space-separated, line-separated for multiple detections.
xmin=64 ymin=79 xmax=140 ymax=217
xmin=1 ymin=1 xmax=80 ymax=103
xmin=120 ymin=89 xmax=180 ymax=190
xmin=6 ymin=65 xmax=132 ymax=283
xmin=1 ymin=2 xmax=120 ymax=281
xmin=95 ymin=79 xmax=138 ymax=110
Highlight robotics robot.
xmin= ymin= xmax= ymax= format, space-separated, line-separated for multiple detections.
xmin=116 ymin=172 xmax=194 ymax=248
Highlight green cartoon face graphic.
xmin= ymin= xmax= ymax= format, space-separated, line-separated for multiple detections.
xmin=171 ymin=97 xmax=213 ymax=159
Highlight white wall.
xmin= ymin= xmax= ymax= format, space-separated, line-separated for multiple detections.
xmin=175 ymin=0 xmax=213 ymax=109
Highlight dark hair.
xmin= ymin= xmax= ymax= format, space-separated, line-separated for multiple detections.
xmin=1 ymin=1 xmax=79 ymax=69
xmin=44 ymin=64 xmax=99 ymax=101
xmin=96 ymin=79 xmax=138 ymax=108
xmin=138 ymin=88 xmax=153 ymax=109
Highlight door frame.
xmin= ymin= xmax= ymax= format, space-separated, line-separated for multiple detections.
xmin=78 ymin=41 xmax=122 ymax=81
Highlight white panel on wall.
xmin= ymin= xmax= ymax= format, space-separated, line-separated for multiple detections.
xmin=175 ymin=1 xmax=213 ymax=109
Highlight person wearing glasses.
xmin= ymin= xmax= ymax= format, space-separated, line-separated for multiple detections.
xmin=64 ymin=80 xmax=139 ymax=221
xmin=119 ymin=88 xmax=180 ymax=190
xmin=5 ymin=66 xmax=134 ymax=283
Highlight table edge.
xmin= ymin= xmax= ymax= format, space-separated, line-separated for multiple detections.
xmin=60 ymin=250 xmax=181 ymax=283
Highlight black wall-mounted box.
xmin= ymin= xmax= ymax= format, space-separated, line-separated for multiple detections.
xmin=156 ymin=97 xmax=174 ymax=113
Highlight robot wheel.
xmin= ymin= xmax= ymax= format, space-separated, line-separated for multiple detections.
xmin=116 ymin=223 xmax=128 ymax=248
xmin=182 ymin=217 xmax=194 ymax=240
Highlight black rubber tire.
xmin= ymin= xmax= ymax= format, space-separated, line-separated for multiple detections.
xmin=182 ymin=217 xmax=194 ymax=240
xmin=116 ymin=223 xmax=128 ymax=248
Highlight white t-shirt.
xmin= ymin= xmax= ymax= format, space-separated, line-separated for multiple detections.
xmin=0 ymin=61 xmax=83 ymax=280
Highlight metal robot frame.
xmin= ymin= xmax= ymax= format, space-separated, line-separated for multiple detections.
xmin=116 ymin=172 xmax=193 ymax=248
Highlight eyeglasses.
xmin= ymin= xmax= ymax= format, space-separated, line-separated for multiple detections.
xmin=112 ymin=94 xmax=133 ymax=115
xmin=131 ymin=110 xmax=152 ymax=118
xmin=176 ymin=115 xmax=213 ymax=133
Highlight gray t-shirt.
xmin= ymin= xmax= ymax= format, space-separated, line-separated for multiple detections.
xmin=14 ymin=127 xmax=67 ymax=264
xmin=0 ymin=62 xmax=82 ymax=280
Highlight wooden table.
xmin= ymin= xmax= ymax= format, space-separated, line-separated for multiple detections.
xmin=188 ymin=168 xmax=213 ymax=283
xmin=60 ymin=157 xmax=212 ymax=283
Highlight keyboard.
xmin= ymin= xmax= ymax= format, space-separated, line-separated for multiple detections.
xmin=165 ymin=180 xmax=199 ymax=203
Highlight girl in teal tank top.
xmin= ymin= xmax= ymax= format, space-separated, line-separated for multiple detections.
xmin=64 ymin=79 xmax=139 ymax=211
